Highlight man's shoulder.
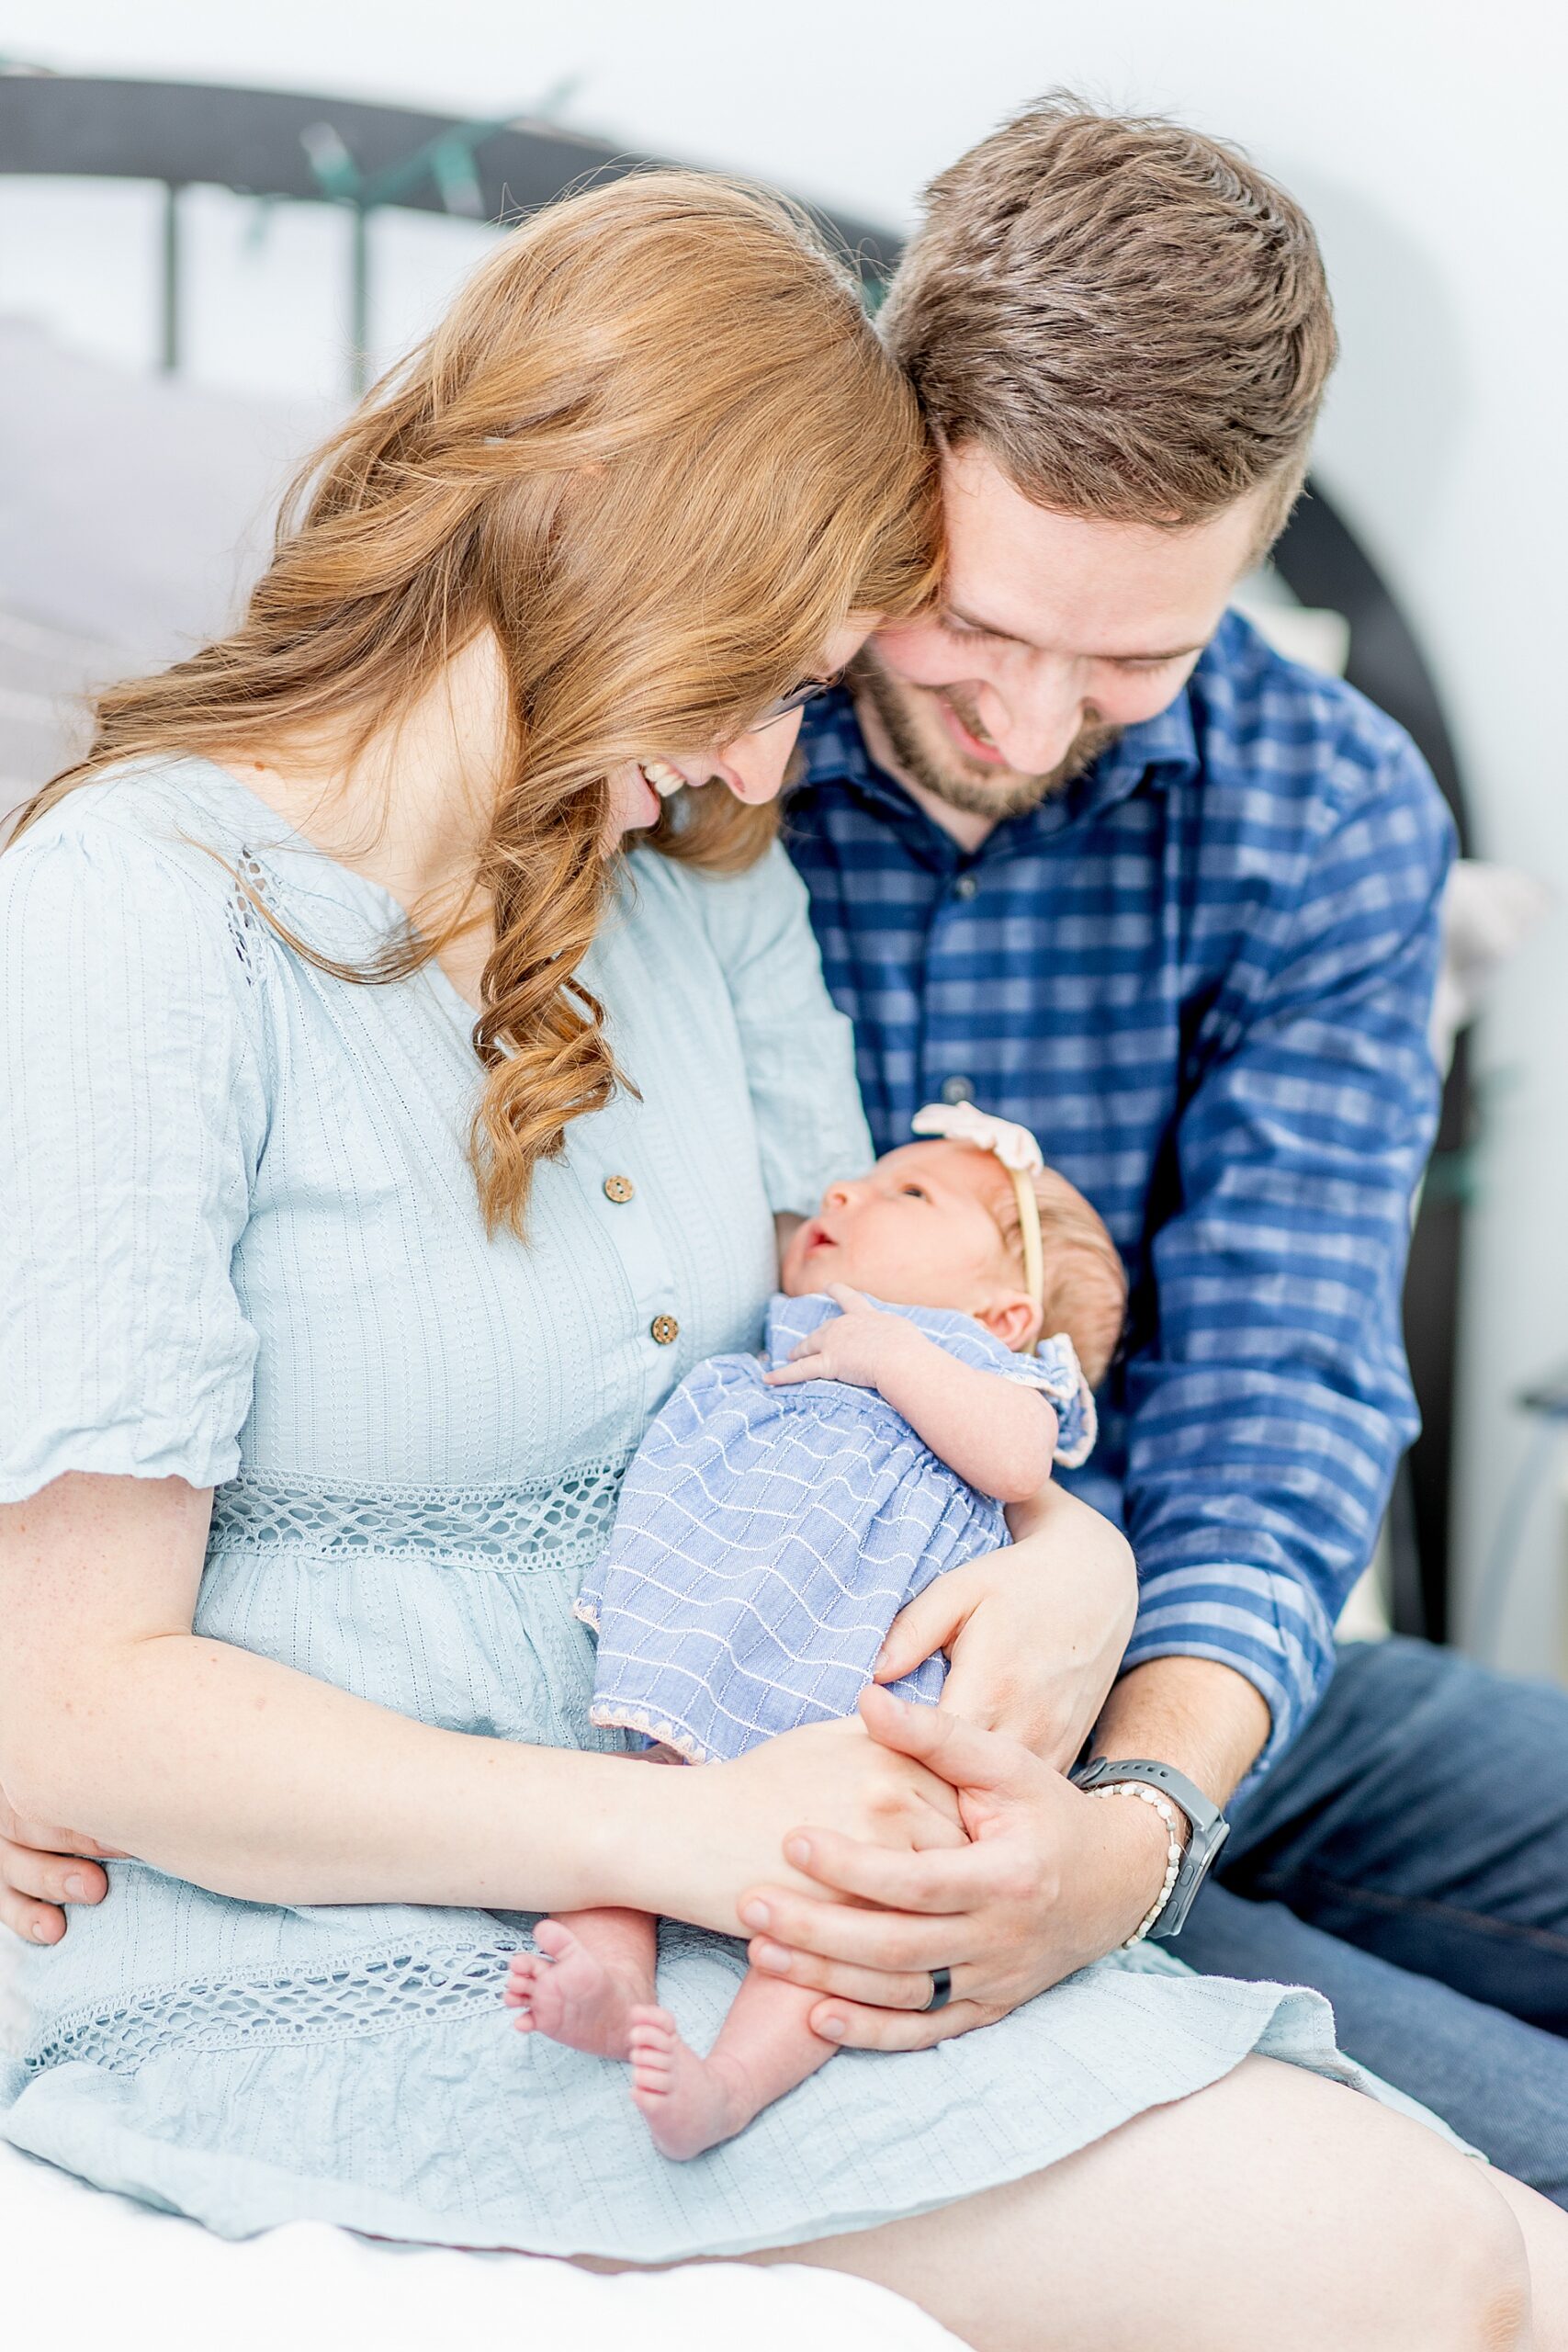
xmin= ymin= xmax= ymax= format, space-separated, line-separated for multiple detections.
xmin=1190 ymin=609 xmax=1437 ymax=820
xmin=1180 ymin=612 xmax=1456 ymax=916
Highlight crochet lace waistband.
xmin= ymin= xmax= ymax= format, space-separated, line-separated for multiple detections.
xmin=206 ymin=1455 xmax=631 ymax=1572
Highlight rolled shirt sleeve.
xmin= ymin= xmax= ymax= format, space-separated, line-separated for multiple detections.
xmin=1117 ymin=730 xmax=1456 ymax=1772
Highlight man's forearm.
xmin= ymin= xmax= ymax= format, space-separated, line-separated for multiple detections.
xmin=1092 ymin=1655 xmax=1272 ymax=1809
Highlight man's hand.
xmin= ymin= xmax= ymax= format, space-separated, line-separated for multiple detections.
xmin=737 ymin=1685 xmax=1174 ymax=2050
xmin=762 ymin=1283 xmax=923 ymax=1392
xmin=0 ymin=1789 xmax=118 ymax=1945
xmin=875 ymin=1482 xmax=1137 ymax=1766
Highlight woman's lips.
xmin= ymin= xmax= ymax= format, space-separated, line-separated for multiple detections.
xmin=935 ymin=691 xmax=1009 ymax=768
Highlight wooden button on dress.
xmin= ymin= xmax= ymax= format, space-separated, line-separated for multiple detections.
xmin=649 ymin=1314 xmax=679 ymax=1346
xmin=603 ymin=1174 xmax=636 ymax=1203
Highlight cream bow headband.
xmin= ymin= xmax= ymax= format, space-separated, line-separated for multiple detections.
xmin=910 ymin=1102 xmax=1045 ymax=1323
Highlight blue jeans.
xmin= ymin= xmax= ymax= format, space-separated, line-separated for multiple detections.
xmin=1178 ymin=1637 xmax=1568 ymax=2203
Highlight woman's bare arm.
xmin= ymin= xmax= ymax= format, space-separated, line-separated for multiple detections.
xmin=0 ymin=1472 xmax=964 ymax=1928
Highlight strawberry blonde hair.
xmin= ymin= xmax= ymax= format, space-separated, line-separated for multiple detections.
xmin=16 ymin=174 xmax=940 ymax=1230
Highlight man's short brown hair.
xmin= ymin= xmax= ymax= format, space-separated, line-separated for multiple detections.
xmin=880 ymin=92 xmax=1337 ymax=543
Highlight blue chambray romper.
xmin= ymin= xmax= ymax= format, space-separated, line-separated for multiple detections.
xmin=579 ymin=1295 xmax=1093 ymax=1760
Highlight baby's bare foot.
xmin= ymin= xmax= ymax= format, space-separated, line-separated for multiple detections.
xmin=504 ymin=1922 xmax=646 ymax=2059
xmin=628 ymin=2005 xmax=754 ymax=2161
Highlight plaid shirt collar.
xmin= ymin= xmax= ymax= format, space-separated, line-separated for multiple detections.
xmin=794 ymin=659 xmax=1204 ymax=868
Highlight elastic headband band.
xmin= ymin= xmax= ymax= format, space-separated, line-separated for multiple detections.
xmin=1006 ymin=1163 xmax=1045 ymax=1317
xmin=909 ymin=1102 xmax=1046 ymax=1323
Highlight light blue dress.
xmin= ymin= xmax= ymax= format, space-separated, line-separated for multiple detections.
xmin=0 ymin=758 xmax=1443 ymax=2257
xmin=579 ymin=1294 xmax=1094 ymax=1759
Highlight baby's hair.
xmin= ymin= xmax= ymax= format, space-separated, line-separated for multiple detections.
xmin=996 ymin=1166 xmax=1126 ymax=1386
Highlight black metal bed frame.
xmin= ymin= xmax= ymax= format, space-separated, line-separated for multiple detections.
xmin=0 ymin=70 xmax=1472 ymax=1636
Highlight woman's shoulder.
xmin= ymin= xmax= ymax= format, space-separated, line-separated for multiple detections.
xmin=1 ymin=758 xmax=273 ymax=1051
xmin=623 ymin=836 xmax=830 ymax=1012
xmin=6 ymin=755 xmax=255 ymax=911
xmin=626 ymin=835 xmax=807 ymax=943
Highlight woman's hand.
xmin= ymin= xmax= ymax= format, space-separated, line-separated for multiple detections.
xmin=630 ymin=1711 xmax=969 ymax=1938
xmin=875 ymin=1481 xmax=1136 ymax=1768
xmin=737 ymin=1684 xmax=1175 ymax=2049
xmin=0 ymin=1787 xmax=118 ymax=1946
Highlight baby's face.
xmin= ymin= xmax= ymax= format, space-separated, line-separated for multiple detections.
xmin=780 ymin=1141 xmax=1019 ymax=1317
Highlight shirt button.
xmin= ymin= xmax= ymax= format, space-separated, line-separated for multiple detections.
xmin=603 ymin=1174 xmax=636 ymax=1204
xmin=953 ymin=872 xmax=979 ymax=900
xmin=649 ymin=1314 xmax=679 ymax=1346
xmin=940 ymin=1075 xmax=976 ymax=1105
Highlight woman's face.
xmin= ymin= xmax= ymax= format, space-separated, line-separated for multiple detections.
xmin=603 ymin=617 xmax=874 ymax=848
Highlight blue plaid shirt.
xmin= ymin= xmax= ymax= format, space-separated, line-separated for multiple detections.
xmin=786 ymin=610 xmax=1454 ymax=1771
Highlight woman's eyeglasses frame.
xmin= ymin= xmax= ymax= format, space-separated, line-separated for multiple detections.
xmin=755 ymin=676 xmax=840 ymax=729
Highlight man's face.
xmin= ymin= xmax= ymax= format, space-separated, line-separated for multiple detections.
xmin=857 ymin=444 xmax=1270 ymax=824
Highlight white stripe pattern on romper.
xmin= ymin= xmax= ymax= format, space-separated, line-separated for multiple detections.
xmin=578 ymin=1291 xmax=1094 ymax=1761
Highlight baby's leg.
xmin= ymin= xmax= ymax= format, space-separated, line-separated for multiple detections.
xmin=628 ymin=1965 xmax=836 ymax=2161
xmin=505 ymin=1907 xmax=658 ymax=2060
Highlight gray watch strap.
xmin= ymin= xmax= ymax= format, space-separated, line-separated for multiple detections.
xmin=1069 ymin=1756 xmax=1230 ymax=1939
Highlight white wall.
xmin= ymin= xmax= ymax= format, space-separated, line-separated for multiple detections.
xmin=6 ymin=0 xmax=1566 ymax=1668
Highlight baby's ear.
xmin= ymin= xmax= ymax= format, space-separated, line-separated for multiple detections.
xmin=976 ymin=1292 xmax=1043 ymax=1354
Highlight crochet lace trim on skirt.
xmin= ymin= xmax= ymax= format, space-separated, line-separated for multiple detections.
xmin=22 ymin=1939 xmax=525 ymax=2075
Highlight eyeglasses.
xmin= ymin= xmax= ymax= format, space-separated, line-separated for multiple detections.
xmin=755 ymin=675 xmax=840 ymax=729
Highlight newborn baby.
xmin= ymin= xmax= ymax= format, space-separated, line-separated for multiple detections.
xmin=504 ymin=1103 xmax=1126 ymax=2159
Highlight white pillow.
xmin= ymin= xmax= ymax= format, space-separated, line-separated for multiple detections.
xmin=0 ymin=315 xmax=331 ymax=663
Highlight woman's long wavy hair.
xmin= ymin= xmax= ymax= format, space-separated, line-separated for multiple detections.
xmin=16 ymin=174 xmax=940 ymax=1231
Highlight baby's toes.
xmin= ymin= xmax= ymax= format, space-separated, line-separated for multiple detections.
xmin=627 ymin=2007 xmax=675 ymax=2079
xmin=503 ymin=1953 xmax=539 ymax=2005
xmin=628 ymin=2004 xmax=675 ymax=2040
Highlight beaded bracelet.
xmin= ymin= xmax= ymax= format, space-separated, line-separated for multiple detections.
xmin=1089 ymin=1781 xmax=1187 ymax=1944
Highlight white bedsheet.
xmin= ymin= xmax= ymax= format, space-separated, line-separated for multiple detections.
xmin=0 ymin=2148 xmax=961 ymax=2351
xmin=0 ymin=1951 xmax=958 ymax=2350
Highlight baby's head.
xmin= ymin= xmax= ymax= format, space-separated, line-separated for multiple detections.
xmin=780 ymin=1131 xmax=1126 ymax=1385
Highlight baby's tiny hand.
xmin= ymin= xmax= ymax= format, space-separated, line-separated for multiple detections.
xmin=763 ymin=1283 xmax=921 ymax=1393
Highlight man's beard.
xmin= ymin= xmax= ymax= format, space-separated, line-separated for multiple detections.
xmin=850 ymin=646 xmax=1121 ymax=823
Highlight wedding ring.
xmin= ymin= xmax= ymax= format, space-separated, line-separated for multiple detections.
xmin=923 ymin=1965 xmax=953 ymax=2012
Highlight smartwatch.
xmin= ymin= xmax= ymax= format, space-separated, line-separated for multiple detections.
xmin=1069 ymin=1756 xmax=1230 ymax=1939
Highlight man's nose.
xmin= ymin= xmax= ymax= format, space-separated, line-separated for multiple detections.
xmin=982 ymin=662 xmax=1089 ymax=775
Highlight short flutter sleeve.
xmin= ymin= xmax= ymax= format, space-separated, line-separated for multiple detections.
xmin=686 ymin=842 xmax=873 ymax=1215
xmin=0 ymin=816 xmax=268 ymax=1501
